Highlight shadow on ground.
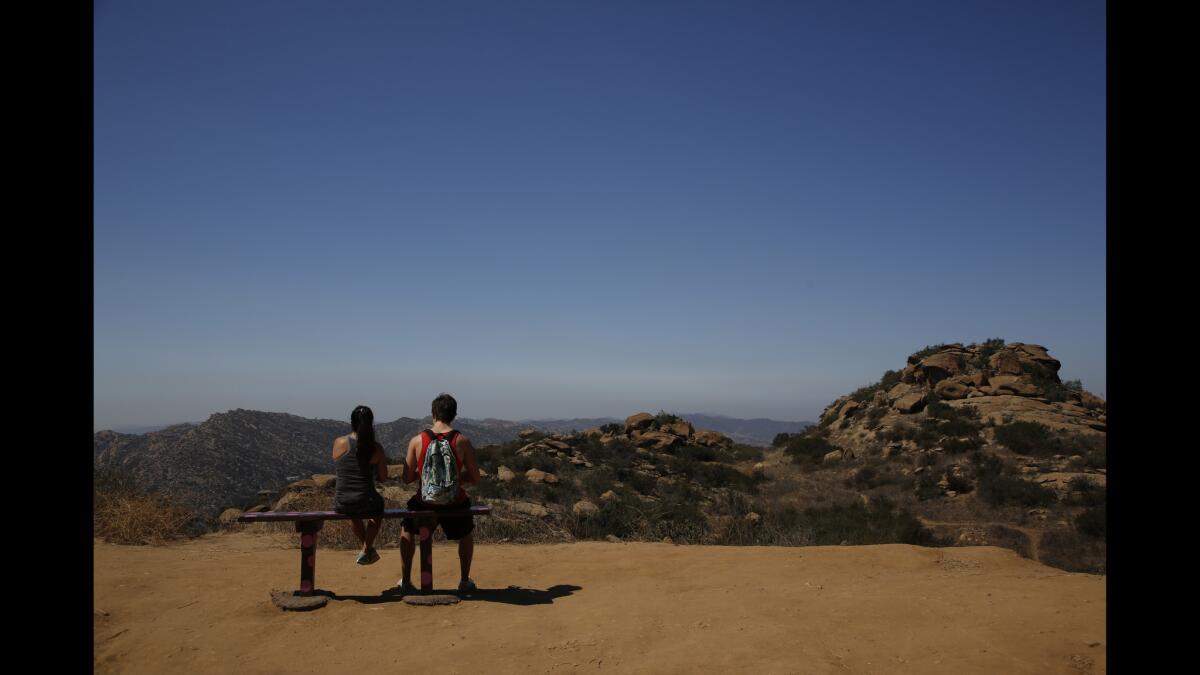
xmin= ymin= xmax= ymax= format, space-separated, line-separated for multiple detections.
xmin=322 ymin=584 xmax=583 ymax=606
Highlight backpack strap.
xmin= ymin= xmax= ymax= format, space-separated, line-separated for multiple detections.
xmin=417 ymin=430 xmax=435 ymax=474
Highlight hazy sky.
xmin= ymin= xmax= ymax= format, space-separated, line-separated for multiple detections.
xmin=94 ymin=1 xmax=1105 ymax=430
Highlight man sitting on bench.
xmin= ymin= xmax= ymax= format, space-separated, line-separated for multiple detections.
xmin=398 ymin=393 xmax=482 ymax=594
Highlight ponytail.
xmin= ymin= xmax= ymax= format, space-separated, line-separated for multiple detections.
xmin=350 ymin=405 xmax=376 ymax=461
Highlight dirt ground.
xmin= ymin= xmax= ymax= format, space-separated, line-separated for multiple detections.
xmin=94 ymin=531 xmax=1105 ymax=674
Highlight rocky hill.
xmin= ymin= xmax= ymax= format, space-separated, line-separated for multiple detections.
xmin=817 ymin=340 xmax=1105 ymax=458
xmin=223 ymin=340 xmax=1106 ymax=574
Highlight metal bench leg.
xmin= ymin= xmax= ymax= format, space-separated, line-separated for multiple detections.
xmin=419 ymin=516 xmax=434 ymax=591
xmin=296 ymin=520 xmax=323 ymax=595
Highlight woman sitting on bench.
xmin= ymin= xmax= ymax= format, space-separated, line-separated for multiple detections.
xmin=332 ymin=405 xmax=388 ymax=565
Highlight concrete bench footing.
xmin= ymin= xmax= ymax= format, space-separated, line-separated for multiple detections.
xmin=271 ymin=589 xmax=329 ymax=611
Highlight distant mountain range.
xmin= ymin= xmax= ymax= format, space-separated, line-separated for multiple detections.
xmin=93 ymin=409 xmax=811 ymax=515
xmin=520 ymin=415 xmax=812 ymax=446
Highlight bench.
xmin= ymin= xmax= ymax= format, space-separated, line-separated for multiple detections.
xmin=238 ymin=505 xmax=492 ymax=600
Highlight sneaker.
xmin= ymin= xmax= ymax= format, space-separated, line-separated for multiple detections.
xmin=457 ymin=578 xmax=477 ymax=594
xmin=356 ymin=548 xmax=381 ymax=565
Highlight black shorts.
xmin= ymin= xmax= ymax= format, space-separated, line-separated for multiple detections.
xmin=402 ymin=494 xmax=475 ymax=541
xmin=333 ymin=491 xmax=384 ymax=518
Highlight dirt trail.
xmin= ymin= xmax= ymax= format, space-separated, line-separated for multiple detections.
xmin=94 ymin=532 xmax=1105 ymax=674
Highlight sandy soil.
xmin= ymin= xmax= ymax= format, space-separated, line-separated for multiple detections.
xmin=94 ymin=531 xmax=1105 ymax=674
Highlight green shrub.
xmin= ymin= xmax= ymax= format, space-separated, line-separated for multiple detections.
xmin=784 ymin=435 xmax=836 ymax=463
xmin=626 ymin=471 xmax=658 ymax=495
xmin=580 ymin=466 xmax=617 ymax=499
xmin=1065 ymin=476 xmax=1106 ymax=507
xmin=939 ymin=417 xmax=983 ymax=438
xmin=977 ymin=474 xmax=1056 ymax=507
xmin=1038 ymin=529 xmax=1106 ymax=574
xmin=941 ymin=436 xmax=983 ymax=454
xmin=925 ymin=401 xmax=956 ymax=420
xmin=732 ymin=445 xmax=765 ymax=462
xmin=772 ymin=433 xmax=791 ymax=447
xmin=567 ymin=496 xmax=640 ymax=540
xmin=994 ymin=421 xmax=1058 ymax=456
xmin=1076 ymin=503 xmax=1106 ymax=539
xmin=971 ymin=338 xmax=1006 ymax=368
xmin=913 ymin=472 xmax=941 ymax=500
xmin=866 ymin=407 xmax=888 ymax=425
xmin=802 ymin=501 xmax=939 ymax=546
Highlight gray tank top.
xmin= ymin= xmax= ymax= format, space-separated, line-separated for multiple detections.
xmin=334 ymin=436 xmax=379 ymax=506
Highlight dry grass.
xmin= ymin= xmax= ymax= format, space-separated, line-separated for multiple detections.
xmin=93 ymin=471 xmax=203 ymax=545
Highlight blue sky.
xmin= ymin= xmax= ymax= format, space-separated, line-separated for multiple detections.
xmin=94 ymin=1 xmax=1105 ymax=430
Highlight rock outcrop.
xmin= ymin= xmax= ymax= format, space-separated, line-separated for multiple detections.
xmin=818 ymin=341 xmax=1105 ymax=459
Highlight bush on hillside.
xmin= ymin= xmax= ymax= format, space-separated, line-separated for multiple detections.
xmin=783 ymin=435 xmax=837 ymax=464
xmin=993 ymin=421 xmax=1058 ymax=456
xmin=93 ymin=468 xmax=205 ymax=545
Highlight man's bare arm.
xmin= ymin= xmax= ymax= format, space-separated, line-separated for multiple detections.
xmin=403 ymin=437 xmax=420 ymax=484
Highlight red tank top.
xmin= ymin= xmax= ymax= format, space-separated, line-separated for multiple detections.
xmin=417 ymin=429 xmax=467 ymax=504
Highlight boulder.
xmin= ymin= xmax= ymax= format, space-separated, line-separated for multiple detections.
xmin=272 ymin=491 xmax=309 ymax=512
xmin=572 ymin=500 xmax=600 ymax=518
xmin=219 ymin=508 xmax=243 ymax=525
xmin=838 ymin=400 xmax=861 ymax=420
xmin=820 ymin=398 xmax=847 ymax=425
xmin=496 ymin=466 xmax=516 ymax=482
xmin=507 ymin=501 xmax=550 ymax=517
xmin=516 ymin=442 xmax=547 ymax=456
xmin=744 ymin=512 xmax=761 ymax=523
xmin=666 ymin=420 xmax=691 ymax=438
xmin=1011 ymin=343 xmax=1062 ymax=372
xmin=989 ymin=375 xmax=1041 ymax=397
xmin=625 ymin=412 xmax=655 ymax=433
xmin=693 ymin=430 xmax=732 ymax=447
xmin=286 ymin=478 xmax=316 ymax=491
xmin=916 ymin=352 xmax=962 ymax=385
xmin=886 ymin=382 xmax=919 ymax=402
xmin=525 ymin=469 xmax=548 ymax=483
xmin=519 ymin=429 xmax=539 ymax=439
xmin=599 ymin=489 xmax=617 ymax=503
xmin=311 ymin=474 xmax=336 ymax=490
xmin=934 ymin=378 xmax=971 ymax=400
xmin=989 ymin=351 xmax=1024 ymax=375
xmin=952 ymin=395 xmax=1104 ymax=435
xmin=543 ymin=439 xmax=571 ymax=451
xmin=823 ymin=449 xmax=844 ymax=464
xmin=246 ymin=504 xmax=270 ymax=513
xmin=636 ymin=431 xmax=682 ymax=451
xmin=893 ymin=392 xmax=927 ymax=414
